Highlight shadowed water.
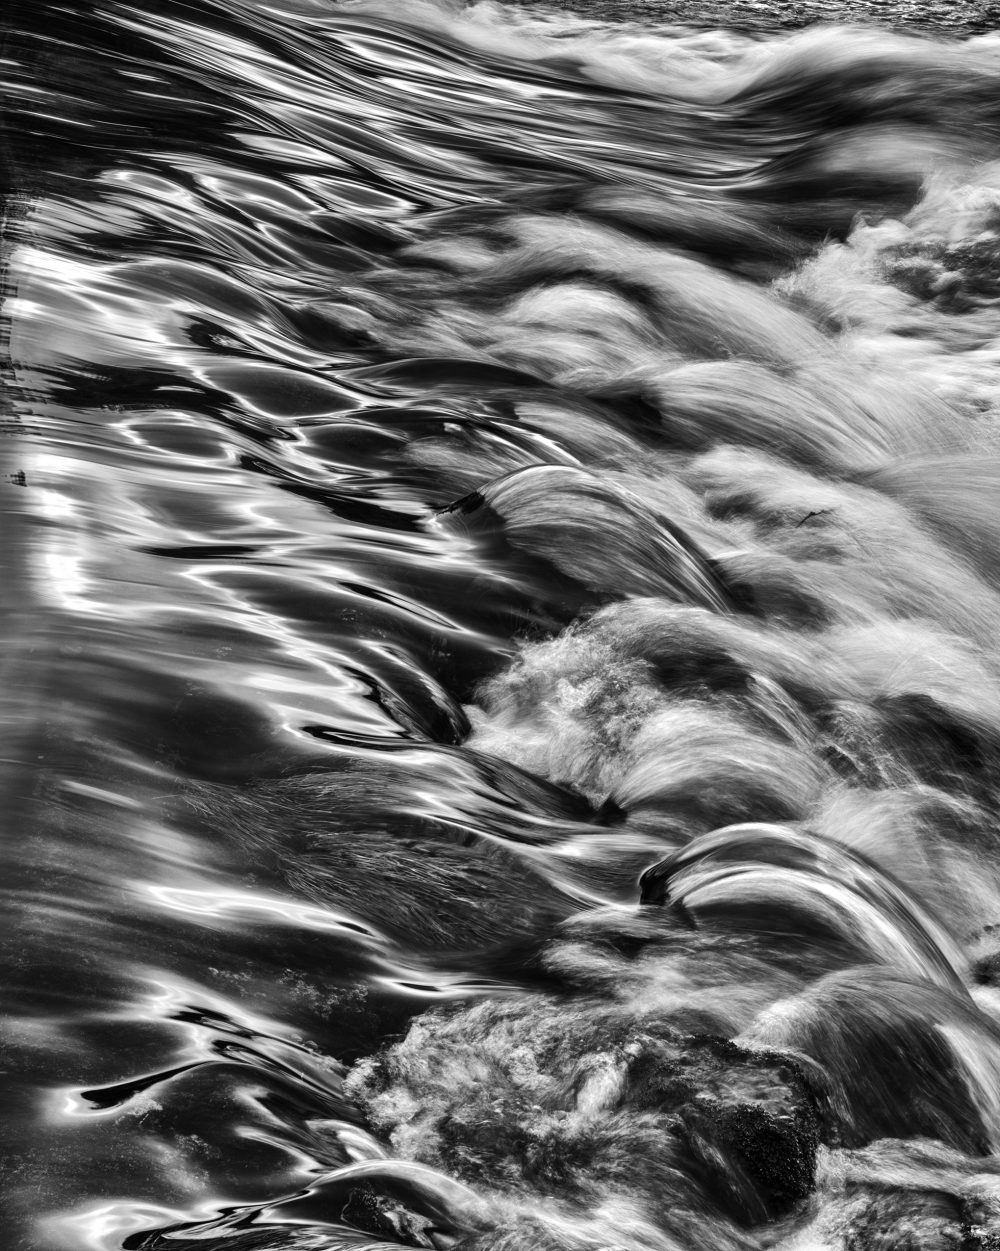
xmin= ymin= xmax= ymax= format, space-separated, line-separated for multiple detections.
xmin=6 ymin=1 xmax=1000 ymax=1247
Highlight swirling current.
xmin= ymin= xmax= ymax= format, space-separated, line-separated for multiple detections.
xmin=9 ymin=0 xmax=1000 ymax=1247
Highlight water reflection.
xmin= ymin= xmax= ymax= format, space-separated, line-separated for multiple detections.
xmin=9 ymin=0 xmax=1000 ymax=1247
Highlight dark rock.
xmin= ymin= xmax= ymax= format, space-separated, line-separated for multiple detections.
xmin=341 ymin=1181 xmax=437 ymax=1247
xmin=348 ymin=998 xmax=822 ymax=1235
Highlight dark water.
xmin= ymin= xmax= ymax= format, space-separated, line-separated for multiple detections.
xmin=7 ymin=1 xmax=1000 ymax=1247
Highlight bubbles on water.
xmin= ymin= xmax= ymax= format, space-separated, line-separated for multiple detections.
xmin=12 ymin=0 xmax=1000 ymax=1246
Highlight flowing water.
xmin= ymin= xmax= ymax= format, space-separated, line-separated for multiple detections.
xmin=8 ymin=0 xmax=1000 ymax=1247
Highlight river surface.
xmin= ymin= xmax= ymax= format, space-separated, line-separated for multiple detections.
xmin=6 ymin=1 xmax=1000 ymax=1248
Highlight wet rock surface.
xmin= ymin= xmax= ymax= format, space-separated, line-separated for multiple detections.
xmin=347 ymin=999 xmax=821 ymax=1237
xmin=781 ymin=1140 xmax=1000 ymax=1251
xmin=341 ymin=1183 xmax=440 ymax=1247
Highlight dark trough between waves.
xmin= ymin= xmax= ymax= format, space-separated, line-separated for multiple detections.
xmin=8 ymin=0 xmax=1000 ymax=1247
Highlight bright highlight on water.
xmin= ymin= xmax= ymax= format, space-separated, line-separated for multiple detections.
xmin=6 ymin=0 xmax=1000 ymax=1247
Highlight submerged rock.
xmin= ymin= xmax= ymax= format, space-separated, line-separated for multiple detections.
xmin=776 ymin=1139 xmax=1000 ymax=1251
xmin=347 ymin=997 xmax=821 ymax=1243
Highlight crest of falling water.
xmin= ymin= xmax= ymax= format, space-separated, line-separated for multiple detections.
xmin=7 ymin=0 xmax=1000 ymax=1248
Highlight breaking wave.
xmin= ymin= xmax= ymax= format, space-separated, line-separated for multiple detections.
xmin=8 ymin=0 xmax=1000 ymax=1247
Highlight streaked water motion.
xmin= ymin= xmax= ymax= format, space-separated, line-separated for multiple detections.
xmin=7 ymin=0 xmax=1000 ymax=1247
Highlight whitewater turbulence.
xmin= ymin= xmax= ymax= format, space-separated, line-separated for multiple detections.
xmin=9 ymin=0 xmax=1000 ymax=1248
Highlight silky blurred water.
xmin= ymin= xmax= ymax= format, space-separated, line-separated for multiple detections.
xmin=7 ymin=2 xmax=1000 ymax=1248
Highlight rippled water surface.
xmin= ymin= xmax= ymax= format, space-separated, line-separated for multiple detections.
xmin=8 ymin=1 xmax=1000 ymax=1247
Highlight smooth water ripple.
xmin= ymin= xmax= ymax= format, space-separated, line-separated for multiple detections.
xmin=8 ymin=1 xmax=1000 ymax=1248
